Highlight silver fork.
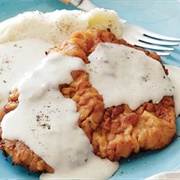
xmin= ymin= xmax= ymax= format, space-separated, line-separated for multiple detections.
xmin=60 ymin=0 xmax=180 ymax=56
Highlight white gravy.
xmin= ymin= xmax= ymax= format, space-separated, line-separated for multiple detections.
xmin=1 ymin=41 xmax=180 ymax=180
xmin=0 ymin=38 xmax=52 ymax=109
xmin=87 ymin=43 xmax=174 ymax=110
xmin=166 ymin=65 xmax=180 ymax=117
xmin=1 ymin=53 xmax=118 ymax=179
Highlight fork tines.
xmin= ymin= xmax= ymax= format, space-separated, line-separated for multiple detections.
xmin=122 ymin=25 xmax=180 ymax=56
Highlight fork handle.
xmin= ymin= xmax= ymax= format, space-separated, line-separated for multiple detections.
xmin=60 ymin=0 xmax=83 ymax=6
xmin=61 ymin=0 xmax=69 ymax=4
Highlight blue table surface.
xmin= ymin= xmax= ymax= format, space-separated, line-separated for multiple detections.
xmin=0 ymin=0 xmax=180 ymax=179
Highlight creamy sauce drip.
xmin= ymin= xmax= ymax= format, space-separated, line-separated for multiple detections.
xmin=1 ymin=53 xmax=118 ymax=179
xmin=0 ymin=38 xmax=52 ymax=109
xmin=87 ymin=43 xmax=174 ymax=110
xmin=166 ymin=65 xmax=180 ymax=117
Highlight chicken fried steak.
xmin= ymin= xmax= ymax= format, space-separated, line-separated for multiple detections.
xmin=0 ymin=29 xmax=176 ymax=173
xmin=53 ymin=29 xmax=176 ymax=160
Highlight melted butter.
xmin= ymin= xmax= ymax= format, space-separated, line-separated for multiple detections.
xmin=87 ymin=43 xmax=174 ymax=110
xmin=0 ymin=38 xmax=52 ymax=109
xmin=165 ymin=65 xmax=180 ymax=117
xmin=1 ymin=53 xmax=118 ymax=179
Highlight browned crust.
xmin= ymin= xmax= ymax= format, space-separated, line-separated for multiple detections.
xmin=0 ymin=89 xmax=54 ymax=173
xmin=0 ymin=139 xmax=54 ymax=173
xmin=92 ymin=96 xmax=176 ymax=160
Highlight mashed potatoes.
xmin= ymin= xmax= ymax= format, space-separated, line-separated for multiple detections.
xmin=0 ymin=8 xmax=124 ymax=44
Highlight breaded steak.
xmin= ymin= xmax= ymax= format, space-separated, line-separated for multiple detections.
xmin=0 ymin=29 xmax=176 ymax=172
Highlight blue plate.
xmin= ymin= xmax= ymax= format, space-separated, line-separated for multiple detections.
xmin=0 ymin=0 xmax=180 ymax=179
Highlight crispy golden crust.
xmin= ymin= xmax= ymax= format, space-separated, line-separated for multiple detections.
xmin=0 ymin=29 xmax=176 ymax=172
xmin=92 ymin=96 xmax=176 ymax=160
xmin=0 ymin=140 xmax=54 ymax=173
xmin=59 ymin=71 xmax=104 ymax=139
